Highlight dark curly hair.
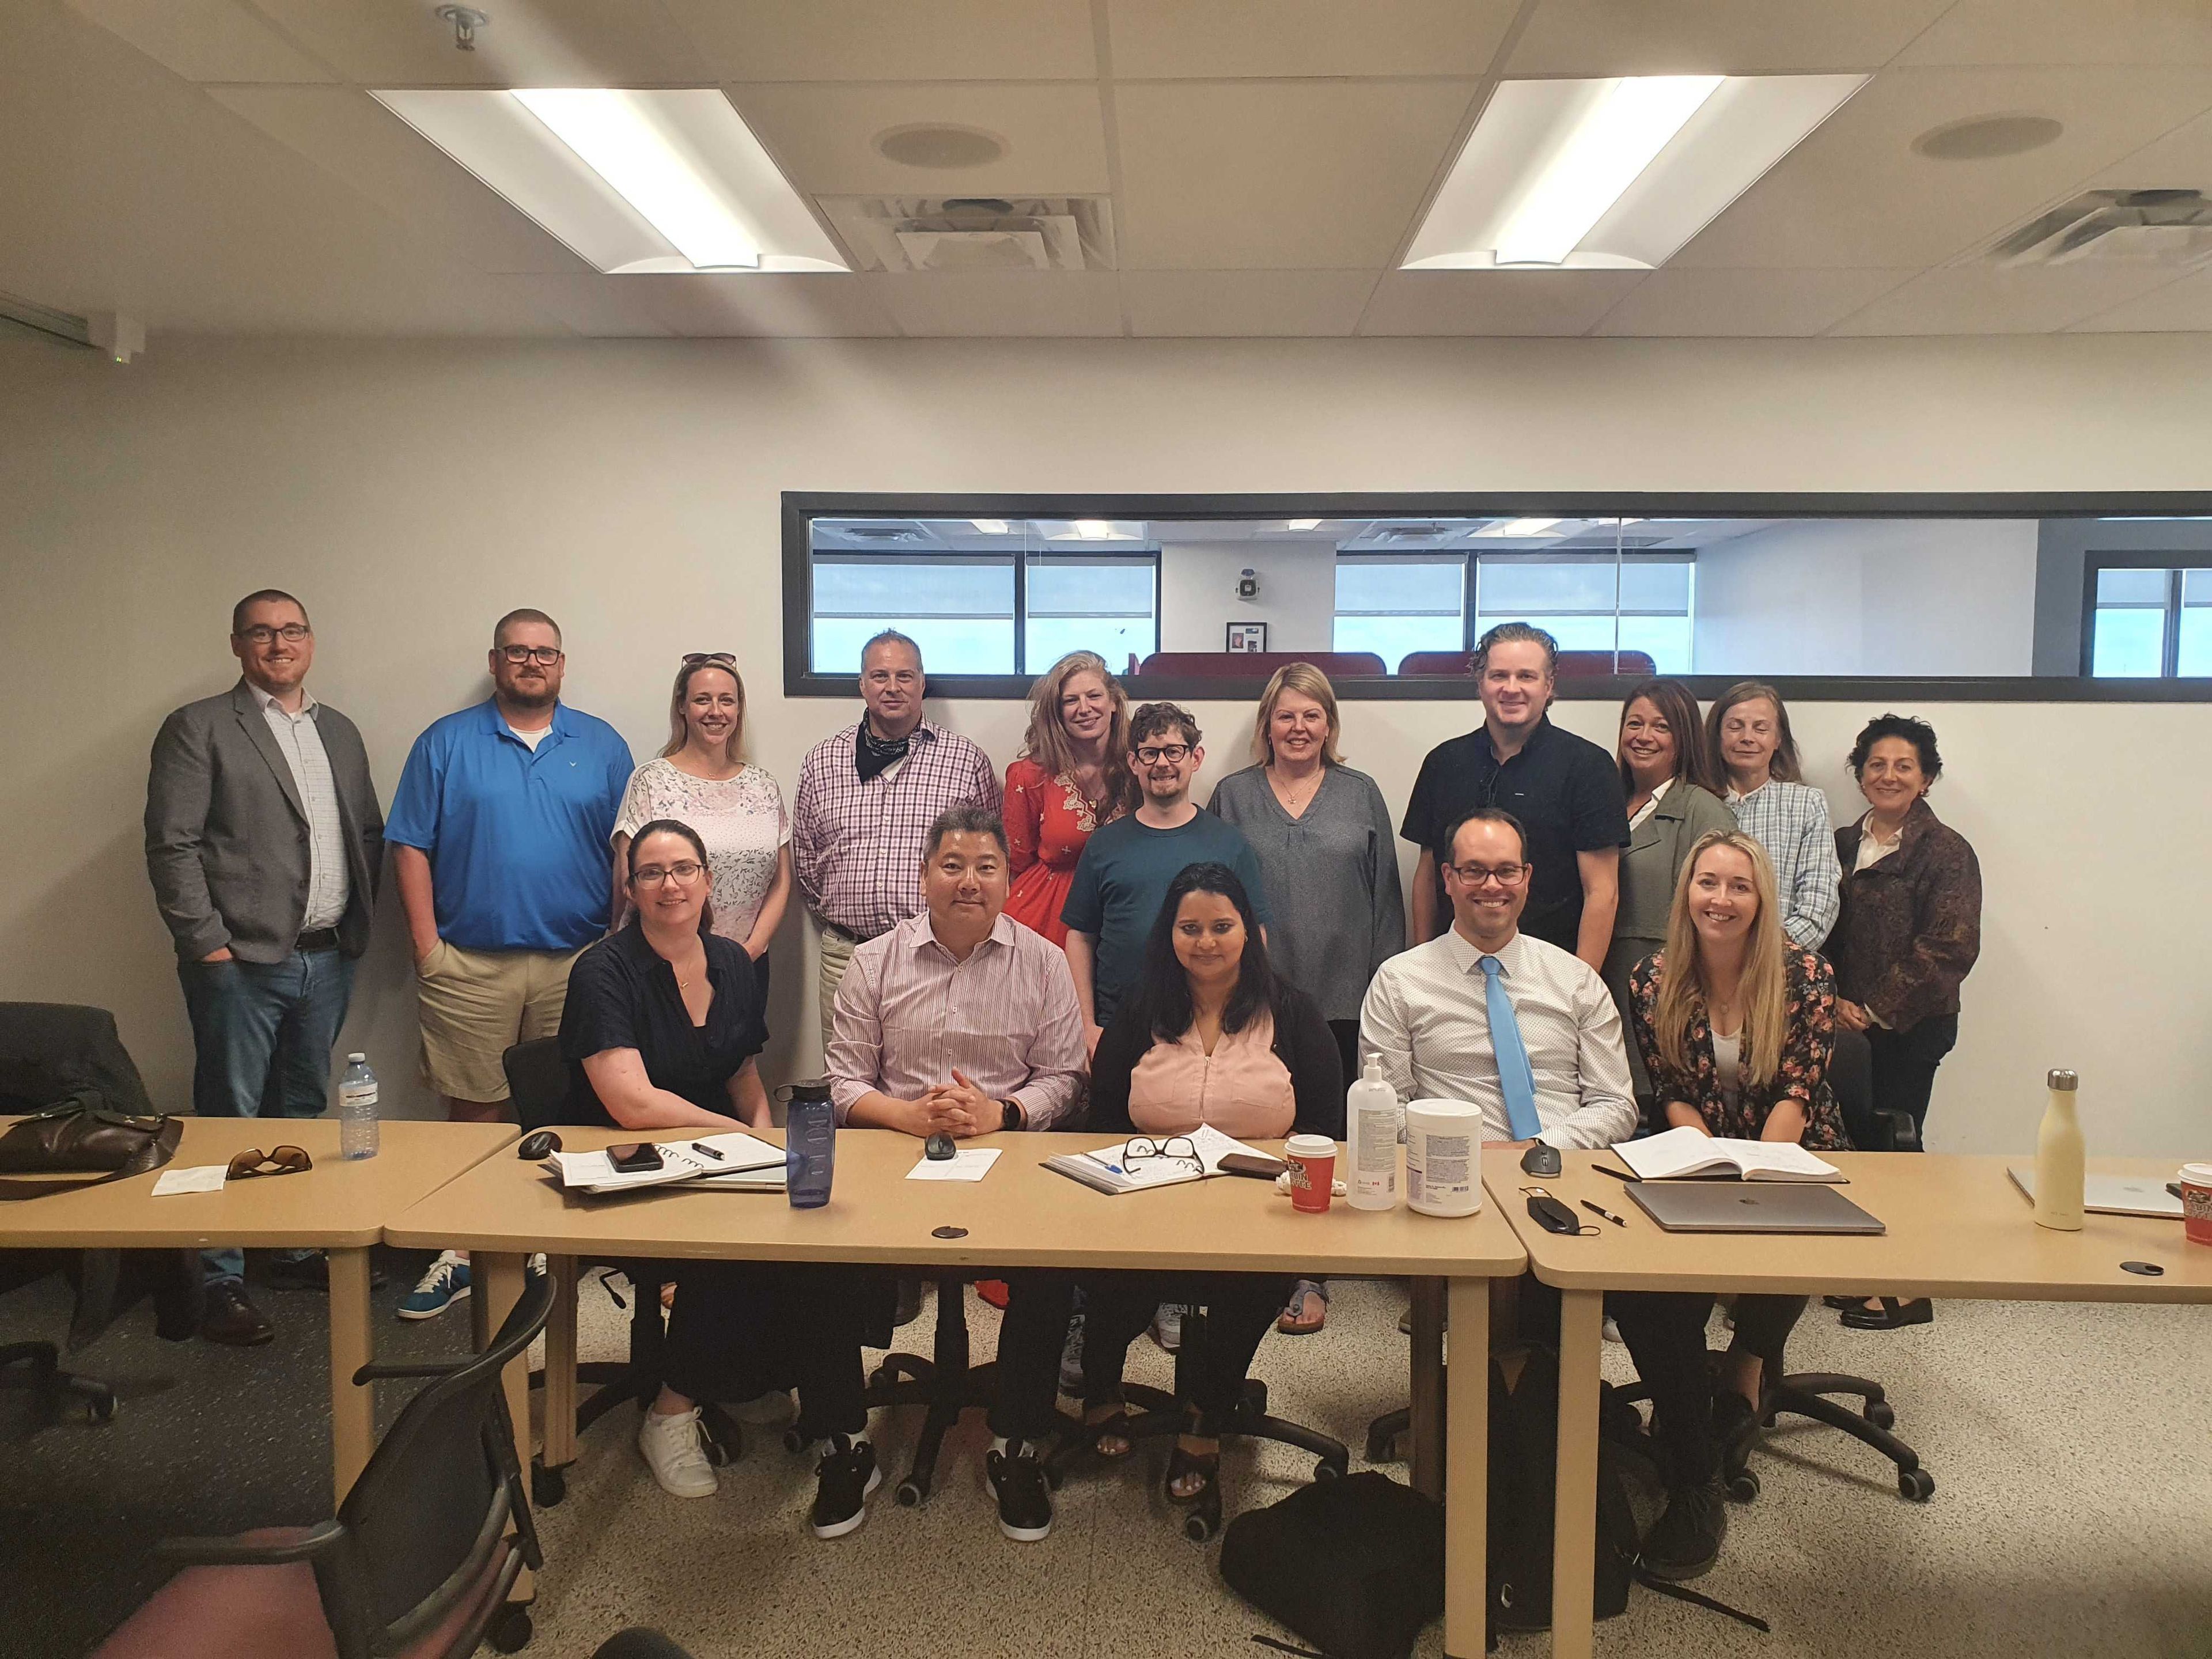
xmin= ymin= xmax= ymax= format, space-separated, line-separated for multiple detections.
xmin=1847 ymin=713 xmax=1942 ymax=781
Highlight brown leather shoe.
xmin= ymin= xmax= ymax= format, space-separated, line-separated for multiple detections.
xmin=202 ymin=1280 xmax=274 ymax=1346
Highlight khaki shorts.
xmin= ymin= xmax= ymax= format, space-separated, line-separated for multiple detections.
xmin=415 ymin=941 xmax=588 ymax=1105
xmin=816 ymin=925 xmax=859 ymax=1056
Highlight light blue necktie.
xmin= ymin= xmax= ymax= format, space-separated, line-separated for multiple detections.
xmin=1479 ymin=955 xmax=1544 ymax=1142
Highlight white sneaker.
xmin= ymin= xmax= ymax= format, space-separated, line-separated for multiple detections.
xmin=1603 ymin=1316 xmax=1623 ymax=1344
xmin=1149 ymin=1303 xmax=1183 ymax=1353
xmin=638 ymin=1406 xmax=718 ymax=1498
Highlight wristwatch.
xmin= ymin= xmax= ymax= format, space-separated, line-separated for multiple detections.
xmin=999 ymin=1098 xmax=1025 ymax=1133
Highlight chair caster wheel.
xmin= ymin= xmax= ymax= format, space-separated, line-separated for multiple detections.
xmin=1183 ymin=1510 xmax=1219 ymax=1543
xmin=1314 ymin=1457 xmax=1344 ymax=1481
xmin=487 ymin=1605 xmax=533 ymax=1653
xmin=895 ymin=1478 xmax=927 ymax=1508
xmin=88 ymin=1395 xmax=118 ymax=1425
xmin=1898 ymin=1468 xmax=1935 ymax=1502
xmin=783 ymin=1427 xmax=808 ymax=1455
xmin=1365 ymin=1429 xmax=1401 ymax=1463
xmin=531 ymin=1463 xmax=566 ymax=1506
xmin=1727 ymin=1471 xmax=1760 ymax=1503
xmin=1864 ymin=1400 xmax=1895 ymax=1431
xmin=869 ymin=1363 xmax=895 ymax=1388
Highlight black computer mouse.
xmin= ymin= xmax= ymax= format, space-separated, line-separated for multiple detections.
xmin=1520 ymin=1142 xmax=1561 ymax=1178
xmin=517 ymin=1130 xmax=563 ymax=1161
xmin=924 ymin=1132 xmax=957 ymax=1161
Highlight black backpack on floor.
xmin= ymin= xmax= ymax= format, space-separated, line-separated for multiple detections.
xmin=1219 ymin=1470 xmax=1443 ymax=1659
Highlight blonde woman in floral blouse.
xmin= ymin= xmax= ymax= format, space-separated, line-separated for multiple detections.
xmin=1611 ymin=828 xmax=1842 ymax=1582
xmin=1002 ymin=651 xmax=1134 ymax=946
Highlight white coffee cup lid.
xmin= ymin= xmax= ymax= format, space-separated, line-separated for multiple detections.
xmin=2180 ymin=1162 xmax=2212 ymax=1184
xmin=1285 ymin=1133 xmax=1336 ymax=1157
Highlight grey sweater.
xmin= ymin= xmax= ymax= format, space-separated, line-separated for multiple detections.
xmin=1210 ymin=763 xmax=1407 ymax=1022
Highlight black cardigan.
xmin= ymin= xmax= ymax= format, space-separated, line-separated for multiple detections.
xmin=1088 ymin=981 xmax=1345 ymax=1141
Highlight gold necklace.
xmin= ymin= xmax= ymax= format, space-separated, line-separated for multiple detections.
xmin=1274 ymin=765 xmax=1322 ymax=809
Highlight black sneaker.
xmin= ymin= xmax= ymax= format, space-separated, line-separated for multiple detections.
xmin=809 ymin=1436 xmax=881 ymax=1539
xmin=1711 ymin=1388 xmax=1756 ymax=1456
xmin=987 ymin=1442 xmax=1053 ymax=1542
xmin=1639 ymin=1479 xmax=1728 ymax=1581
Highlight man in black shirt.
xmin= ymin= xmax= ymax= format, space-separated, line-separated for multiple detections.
xmin=1400 ymin=623 xmax=1628 ymax=968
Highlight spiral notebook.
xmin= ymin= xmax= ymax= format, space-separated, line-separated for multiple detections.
xmin=1043 ymin=1124 xmax=1266 ymax=1196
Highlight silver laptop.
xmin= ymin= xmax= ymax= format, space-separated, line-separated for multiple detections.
xmin=2007 ymin=1166 xmax=2184 ymax=1219
xmin=1628 ymin=1181 xmax=1887 ymax=1234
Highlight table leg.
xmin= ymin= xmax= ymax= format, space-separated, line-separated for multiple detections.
xmin=327 ymin=1246 xmax=375 ymax=1502
xmin=541 ymin=1255 xmax=578 ymax=1471
xmin=1442 ymin=1277 xmax=1490 ymax=1659
xmin=1409 ymin=1275 xmax=1446 ymax=1501
xmin=1551 ymin=1288 xmax=1604 ymax=1659
xmin=476 ymin=1252 xmax=533 ymax=1604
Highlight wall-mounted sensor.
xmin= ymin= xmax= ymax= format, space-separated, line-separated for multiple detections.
xmin=1237 ymin=567 xmax=1259 ymax=600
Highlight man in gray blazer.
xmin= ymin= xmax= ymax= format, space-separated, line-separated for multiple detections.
xmin=146 ymin=589 xmax=384 ymax=1346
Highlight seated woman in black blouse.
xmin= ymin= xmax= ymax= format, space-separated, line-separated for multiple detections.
xmin=560 ymin=820 xmax=880 ymax=1539
xmin=1073 ymin=862 xmax=1342 ymax=1534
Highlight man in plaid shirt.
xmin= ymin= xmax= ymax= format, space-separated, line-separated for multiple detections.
xmin=793 ymin=630 xmax=998 ymax=1051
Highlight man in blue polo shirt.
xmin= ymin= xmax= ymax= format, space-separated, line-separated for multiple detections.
xmin=386 ymin=607 xmax=630 ymax=1317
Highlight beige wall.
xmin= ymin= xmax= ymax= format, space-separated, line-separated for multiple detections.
xmin=2 ymin=330 xmax=2208 ymax=1158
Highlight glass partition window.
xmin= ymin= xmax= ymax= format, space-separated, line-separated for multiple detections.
xmin=1026 ymin=558 xmax=1158 ymax=671
xmin=1334 ymin=556 xmax=1464 ymax=664
xmin=812 ymin=555 xmax=1015 ymax=675
xmin=2090 ymin=564 xmax=2212 ymax=678
xmin=1474 ymin=555 xmax=1694 ymax=673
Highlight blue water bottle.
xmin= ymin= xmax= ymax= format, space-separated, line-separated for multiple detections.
xmin=784 ymin=1080 xmax=836 ymax=1209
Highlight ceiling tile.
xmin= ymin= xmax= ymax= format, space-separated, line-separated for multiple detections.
xmin=1113 ymin=81 xmax=1477 ymax=270
xmin=2068 ymin=268 xmax=2212 ymax=331
xmin=632 ymin=273 xmax=900 ymax=336
xmin=1123 ymin=270 xmax=1378 ymax=335
xmin=208 ymin=88 xmax=591 ymax=276
xmin=248 ymin=0 xmax=709 ymax=88
xmin=1827 ymin=262 xmax=2187 ymax=334
xmin=1106 ymin=0 xmax=1516 ymax=79
xmin=66 ymin=0 xmax=336 ymax=83
xmin=1505 ymin=0 xmax=1955 ymax=76
xmin=1356 ymin=269 xmax=1647 ymax=335
xmin=1900 ymin=0 xmax=2212 ymax=68
xmin=664 ymin=0 xmax=1096 ymax=82
xmin=860 ymin=270 xmax=1124 ymax=335
xmin=728 ymin=82 xmax=1109 ymax=195
xmin=2094 ymin=107 xmax=2212 ymax=190
xmin=1591 ymin=267 xmax=1914 ymax=335
xmin=1672 ymin=67 xmax=2212 ymax=270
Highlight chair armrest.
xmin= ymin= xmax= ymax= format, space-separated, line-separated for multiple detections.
xmin=351 ymin=1358 xmax=468 ymax=1384
xmin=156 ymin=1521 xmax=344 ymax=1567
xmin=1872 ymin=1105 xmax=1922 ymax=1154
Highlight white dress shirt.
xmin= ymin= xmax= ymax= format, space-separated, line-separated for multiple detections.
xmin=250 ymin=683 xmax=349 ymax=931
xmin=1359 ymin=925 xmax=1638 ymax=1150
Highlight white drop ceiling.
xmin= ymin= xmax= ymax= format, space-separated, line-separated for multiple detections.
xmin=11 ymin=0 xmax=2212 ymax=340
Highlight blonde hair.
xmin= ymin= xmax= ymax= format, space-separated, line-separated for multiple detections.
xmin=1652 ymin=830 xmax=1790 ymax=1091
xmin=1250 ymin=661 xmax=1346 ymax=767
xmin=1018 ymin=651 xmax=1136 ymax=818
xmin=661 ymin=658 xmax=746 ymax=766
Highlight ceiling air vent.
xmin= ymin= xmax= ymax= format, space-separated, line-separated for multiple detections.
xmin=839 ymin=525 xmax=930 ymax=544
xmin=1986 ymin=189 xmax=2212 ymax=270
xmin=1558 ymin=534 xmax=1673 ymax=550
xmin=816 ymin=196 xmax=1116 ymax=273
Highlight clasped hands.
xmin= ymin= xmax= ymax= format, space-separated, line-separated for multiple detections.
xmin=895 ymin=1069 xmax=1003 ymax=1140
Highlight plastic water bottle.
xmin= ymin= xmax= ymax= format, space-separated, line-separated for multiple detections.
xmin=785 ymin=1080 xmax=836 ymax=1209
xmin=338 ymin=1054 xmax=380 ymax=1160
xmin=1346 ymin=1053 xmax=1400 ymax=1211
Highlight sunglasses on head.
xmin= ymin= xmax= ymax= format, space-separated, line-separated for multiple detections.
xmin=682 ymin=652 xmax=736 ymax=666
xmin=227 ymin=1145 xmax=312 ymax=1180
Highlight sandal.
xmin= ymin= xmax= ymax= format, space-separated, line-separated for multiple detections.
xmin=1276 ymin=1282 xmax=1327 ymax=1336
xmin=1165 ymin=1412 xmax=1224 ymax=1538
xmin=1084 ymin=1402 xmax=1136 ymax=1459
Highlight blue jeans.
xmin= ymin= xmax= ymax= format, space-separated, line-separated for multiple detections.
xmin=179 ymin=949 xmax=358 ymax=1283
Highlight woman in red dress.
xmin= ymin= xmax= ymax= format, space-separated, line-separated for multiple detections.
xmin=1002 ymin=650 xmax=1135 ymax=945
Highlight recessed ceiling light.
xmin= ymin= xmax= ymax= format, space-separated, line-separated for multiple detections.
xmin=1286 ymin=518 xmax=1323 ymax=531
xmin=971 ymin=518 xmax=1012 ymax=535
xmin=1912 ymin=113 xmax=2063 ymax=162
xmin=1048 ymin=520 xmax=1143 ymax=542
xmin=1474 ymin=518 xmax=1564 ymax=537
xmin=371 ymin=88 xmax=847 ymax=275
xmin=874 ymin=124 xmax=1009 ymax=169
xmin=1404 ymin=73 xmax=1867 ymax=271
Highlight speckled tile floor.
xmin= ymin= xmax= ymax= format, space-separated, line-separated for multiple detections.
xmin=4 ymin=1263 xmax=2209 ymax=1658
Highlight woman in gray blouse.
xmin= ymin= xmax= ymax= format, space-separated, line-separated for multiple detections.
xmin=1211 ymin=663 xmax=1406 ymax=1335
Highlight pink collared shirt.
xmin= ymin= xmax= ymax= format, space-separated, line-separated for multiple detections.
xmin=1126 ymin=1012 xmax=1296 ymax=1142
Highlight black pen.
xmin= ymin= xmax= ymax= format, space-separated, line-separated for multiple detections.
xmin=1581 ymin=1198 xmax=1627 ymax=1228
xmin=690 ymin=1142 xmax=725 ymax=1161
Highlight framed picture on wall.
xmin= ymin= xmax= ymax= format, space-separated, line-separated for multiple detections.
xmin=1226 ymin=622 xmax=1267 ymax=653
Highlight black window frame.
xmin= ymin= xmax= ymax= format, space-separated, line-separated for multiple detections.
xmin=785 ymin=490 xmax=2212 ymax=702
xmin=2079 ymin=552 xmax=2212 ymax=679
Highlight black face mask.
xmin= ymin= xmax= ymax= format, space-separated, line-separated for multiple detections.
xmin=855 ymin=721 xmax=912 ymax=782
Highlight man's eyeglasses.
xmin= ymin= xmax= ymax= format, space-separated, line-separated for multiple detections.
xmin=1447 ymin=862 xmax=1527 ymax=887
xmin=237 ymin=624 xmax=310 ymax=645
xmin=1124 ymin=1135 xmax=1202 ymax=1174
xmin=226 ymin=1145 xmax=312 ymax=1180
xmin=632 ymin=861 xmax=705 ymax=888
xmin=498 ymin=645 xmax=563 ymax=666
xmin=1134 ymin=744 xmax=1191 ymax=766
xmin=682 ymin=652 xmax=736 ymax=666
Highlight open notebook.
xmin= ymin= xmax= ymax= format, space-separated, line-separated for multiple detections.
xmin=1616 ymin=1124 xmax=1843 ymax=1184
xmin=1043 ymin=1123 xmax=1268 ymax=1196
xmin=547 ymin=1131 xmax=786 ymax=1196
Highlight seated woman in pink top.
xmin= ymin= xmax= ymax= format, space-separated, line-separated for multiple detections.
xmin=1078 ymin=862 xmax=1343 ymax=1535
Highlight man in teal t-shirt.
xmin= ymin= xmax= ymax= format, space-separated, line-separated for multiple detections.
xmin=1062 ymin=701 xmax=1269 ymax=1048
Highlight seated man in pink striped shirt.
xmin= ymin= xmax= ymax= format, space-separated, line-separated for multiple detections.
xmin=826 ymin=805 xmax=1088 ymax=1543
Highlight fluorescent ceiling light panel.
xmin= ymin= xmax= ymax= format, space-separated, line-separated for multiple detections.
xmin=1286 ymin=518 xmax=1323 ymax=531
xmin=1048 ymin=520 xmax=1143 ymax=542
xmin=1475 ymin=518 xmax=1563 ymax=537
xmin=370 ymin=88 xmax=846 ymax=275
xmin=1403 ymin=73 xmax=1866 ymax=271
xmin=971 ymin=518 xmax=1012 ymax=535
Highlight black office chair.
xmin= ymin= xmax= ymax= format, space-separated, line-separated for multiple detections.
xmin=499 ymin=1038 xmax=741 ymax=1506
xmin=90 ymin=1266 xmax=554 ymax=1658
xmin=855 ymin=1271 xmax=1008 ymax=1506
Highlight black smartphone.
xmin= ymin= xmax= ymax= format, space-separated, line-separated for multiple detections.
xmin=608 ymin=1142 xmax=665 ymax=1173
xmin=1219 ymin=1153 xmax=1287 ymax=1180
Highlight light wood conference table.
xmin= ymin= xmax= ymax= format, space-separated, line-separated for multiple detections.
xmin=1490 ymin=1152 xmax=2212 ymax=1659
xmin=385 ymin=1125 xmax=1526 ymax=1658
xmin=0 ymin=1115 xmax=515 ymax=1499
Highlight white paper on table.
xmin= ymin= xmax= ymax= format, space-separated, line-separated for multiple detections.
xmin=906 ymin=1147 xmax=1001 ymax=1182
xmin=151 ymin=1165 xmax=228 ymax=1195
xmin=550 ymin=1131 xmax=783 ymax=1194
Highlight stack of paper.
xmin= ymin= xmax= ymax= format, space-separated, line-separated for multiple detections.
xmin=1043 ymin=1123 xmax=1266 ymax=1196
xmin=548 ymin=1131 xmax=785 ymax=1196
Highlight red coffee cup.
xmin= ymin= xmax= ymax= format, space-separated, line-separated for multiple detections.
xmin=2180 ymin=1163 xmax=2212 ymax=1246
xmin=1285 ymin=1134 xmax=1336 ymax=1214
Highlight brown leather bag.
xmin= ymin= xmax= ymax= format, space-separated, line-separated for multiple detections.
xmin=0 ymin=1093 xmax=183 ymax=1199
